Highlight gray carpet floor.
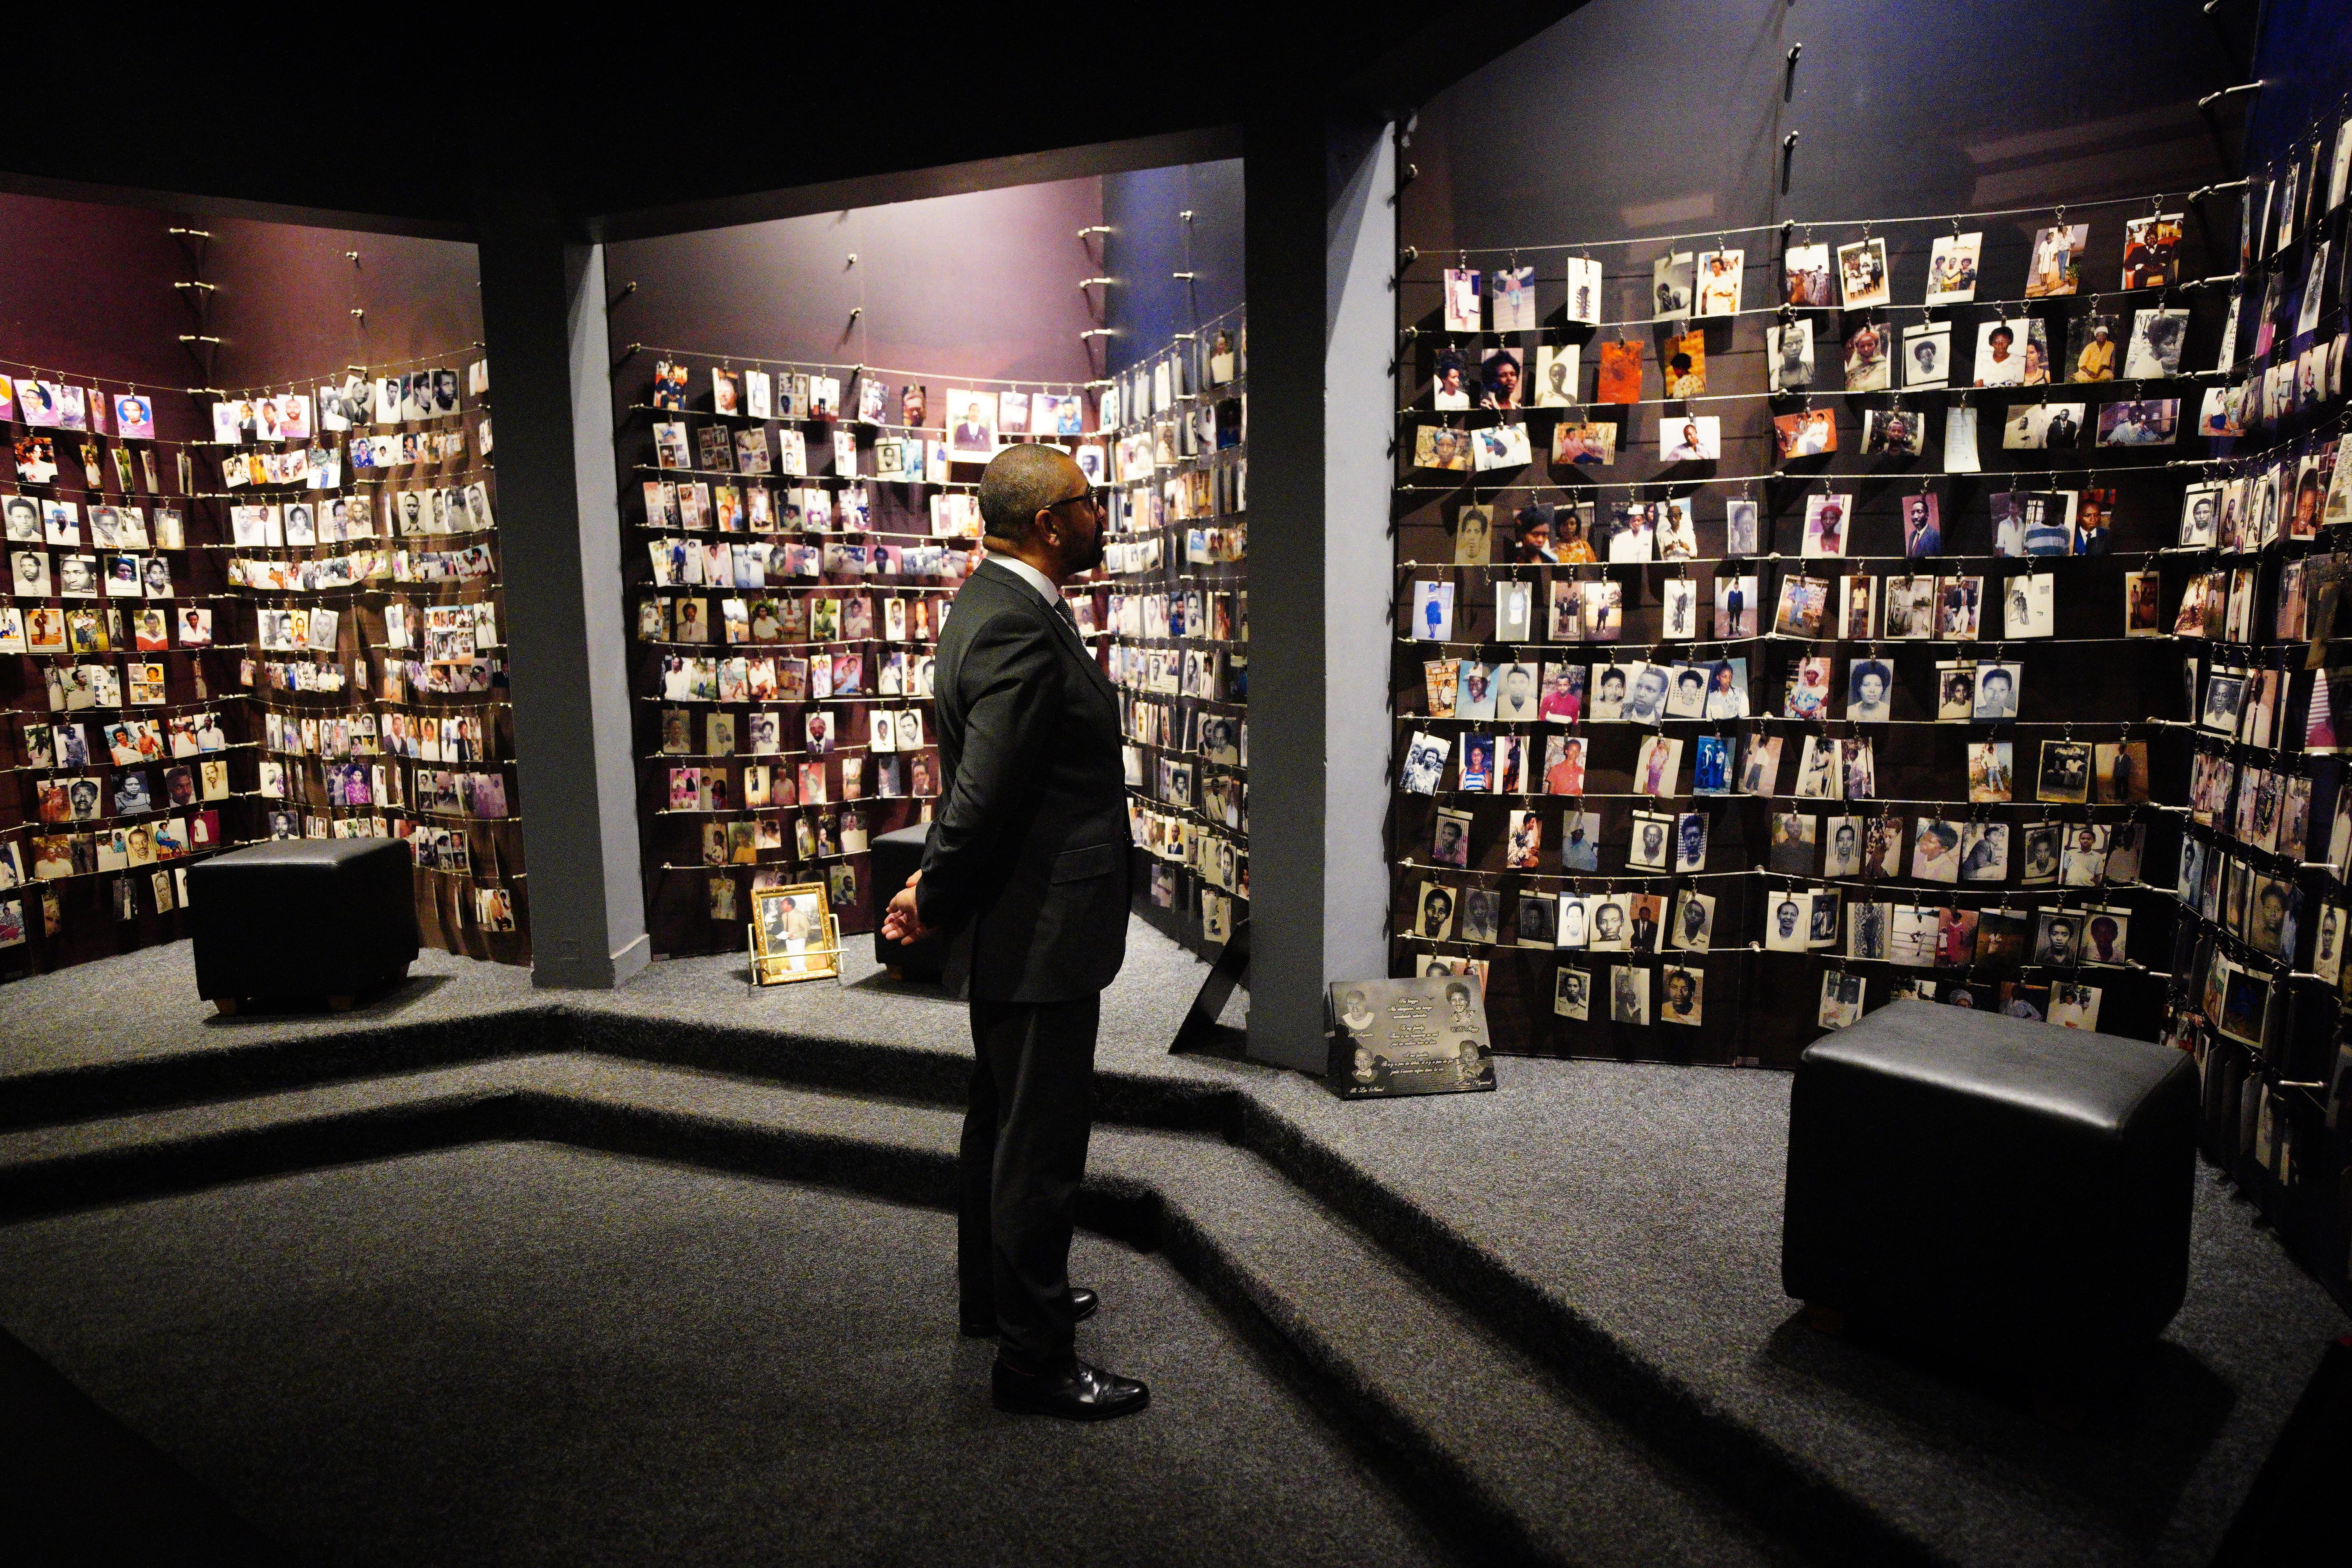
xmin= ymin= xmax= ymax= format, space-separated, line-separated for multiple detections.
xmin=2 ymin=922 xmax=2343 ymax=1564
xmin=0 ymin=917 xmax=1245 ymax=1091
xmin=1250 ymin=1058 xmax=2343 ymax=1566
xmin=0 ymin=1141 xmax=1456 ymax=1568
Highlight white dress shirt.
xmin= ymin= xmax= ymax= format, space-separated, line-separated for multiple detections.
xmin=986 ymin=552 xmax=1061 ymax=609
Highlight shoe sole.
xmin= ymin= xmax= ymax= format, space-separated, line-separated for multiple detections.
xmin=990 ymin=1388 xmax=1150 ymax=1422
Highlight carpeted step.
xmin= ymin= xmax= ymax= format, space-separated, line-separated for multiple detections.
xmin=1093 ymin=1132 xmax=1798 ymax=1568
xmin=0 ymin=1055 xmax=1798 ymax=1567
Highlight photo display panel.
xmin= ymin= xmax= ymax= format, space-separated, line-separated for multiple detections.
xmin=0 ymin=352 xmax=523 ymax=971
xmin=1387 ymin=185 xmax=2321 ymax=1067
xmin=623 ymin=350 xmax=1108 ymax=947
xmin=0 ymin=370 xmax=252 ymax=967
xmin=1098 ymin=312 xmax=1249 ymax=955
xmin=216 ymin=357 xmax=527 ymax=961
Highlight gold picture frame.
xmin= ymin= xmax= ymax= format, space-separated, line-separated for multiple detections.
xmin=748 ymin=880 xmax=840 ymax=985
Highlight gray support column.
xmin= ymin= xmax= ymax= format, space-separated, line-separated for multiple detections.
xmin=1323 ymin=122 xmax=1401 ymax=993
xmin=474 ymin=185 xmax=648 ymax=989
xmin=1244 ymin=113 xmax=1397 ymax=1071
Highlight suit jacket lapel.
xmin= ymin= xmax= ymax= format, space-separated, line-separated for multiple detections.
xmin=975 ymin=560 xmax=1118 ymax=706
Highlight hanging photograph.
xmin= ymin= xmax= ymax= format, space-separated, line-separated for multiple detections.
xmin=1564 ymin=257 xmax=1603 ymax=324
xmin=2024 ymin=222 xmax=2089 ymax=297
xmin=946 ymin=391 xmax=997 ymax=459
xmin=1835 ymin=238 xmax=1889 ymax=309
xmin=1784 ymin=243 xmax=1833 ymax=307
xmin=1695 ymin=249 xmax=1743 ymax=316
xmin=1443 ymin=267 xmax=1482 ymax=332
xmin=1531 ymin=344 xmax=1581 ymax=406
xmin=1900 ymin=322 xmax=1949 ymax=389
xmin=1652 ymin=252 xmax=1694 ymax=319
xmin=1490 ymin=266 xmax=1536 ymax=332
xmin=2120 ymin=212 xmax=2183 ymax=290
xmin=2123 ymin=309 xmax=2189 ymax=378
xmin=1841 ymin=318 xmax=1890 ymax=391
xmin=1924 ymin=232 xmax=1982 ymax=303
xmin=1767 ymin=319 xmax=1814 ymax=390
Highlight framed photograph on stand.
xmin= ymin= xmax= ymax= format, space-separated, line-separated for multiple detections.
xmin=748 ymin=880 xmax=841 ymax=986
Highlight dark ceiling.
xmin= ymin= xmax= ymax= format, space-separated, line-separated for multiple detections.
xmin=0 ymin=5 xmax=1583 ymax=240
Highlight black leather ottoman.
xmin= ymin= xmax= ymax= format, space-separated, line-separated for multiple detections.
xmin=870 ymin=823 xmax=949 ymax=984
xmin=1783 ymin=1000 xmax=2197 ymax=1369
xmin=188 ymin=839 xmax=419 ymax=1013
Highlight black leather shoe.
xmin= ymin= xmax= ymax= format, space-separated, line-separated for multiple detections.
xmin=961 ymin=1287 xmax=1098 ymax=1337
xmin=991 ymin=1356 xmax=1149 ymax=1421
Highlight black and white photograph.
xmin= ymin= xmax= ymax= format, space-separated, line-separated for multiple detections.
xmin=1554 ymin=965 xmax=1592 ymax=1020
xmin=2123 ymin=308 xmax=2189 ymax=379
xmin=1532 ymin=345 xmax=1581 ymax=407
xmin=1399 ymin=731 xmax=1451 ymax=793
xmin=1818 ymin=971 xmax=1865 ymax=1028
xmin=1430 ymin=808 xmax=1468 ymax=869
xmin=1414 ymin=882 xmax=1457 ymax=941
xmin=1628 ymin=810 xmax=1674 ymax=871
xmin=2033 ymin=910 xmax=2083 ymax=968
xmin=1660 ymin=965 xmax=1704 ymax=1025
xmin=1495 ymin=580 xmax=1535 ymax=644
xmin=1565 ymin=256 xmax=1604 ymax=324
xmin=1973 ymin=661 xmax=2020 ymax=721
xmin=1901 ymin=321 xmax=1950 ymax=389
xmin=2200 ymin=670 xmax=2246 ymax=732
xmin=1517 ymin=893 xmax=1557 ymax=948
xmin=1652 ymin=252 xmax=1694 ymax=319
xmin=1960 ymin=821 xmax=2010 ymax=882
xmin=1765 ymin=891 xmax=1810 ymax=952
xmin=1973 ymin=318 xmax=2030 ymax=386
xmin=2003 ymin=573 xmax=2053 ymax=639
xmin=1846 ymin=657 xmax=1893 ymax=722
xmin=2036 ymin=740 xmax=2091 ymax=804
xmin=2179 ymin=482 xmax=2221 ymax=548
xmin=1670 ymin=888 xmax=1715 ymax=951
xmin=1610 ymin=964 xmax=1651 ymax=1025
xmin=1494 ymin=660 xmax=1541 ymax=722
xmin=1768 ymin=319 xmax=1815 ymax=391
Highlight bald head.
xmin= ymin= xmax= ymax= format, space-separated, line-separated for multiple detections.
xmin=979 ymin=443 xmax=1082 ymax=546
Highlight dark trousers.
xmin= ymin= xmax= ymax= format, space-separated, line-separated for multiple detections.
xmin=957 ymin=992 xmax=1100 ymax=1371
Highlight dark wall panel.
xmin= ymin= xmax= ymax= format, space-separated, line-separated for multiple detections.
xmin=1404 ymin=0 xmax=2246 ymax=258
xmin=605 ymin=178 xmax=1103 ymax=388
xmin=2245 ymin=0 xmax=2352 ymax=171
xmin=0 ymin=192 xmax=207 ymax=444
xmin=1103 ymin=158 xmax=1245 ymax=374
xmin=203 ymin=221 xmax=481 ymax=391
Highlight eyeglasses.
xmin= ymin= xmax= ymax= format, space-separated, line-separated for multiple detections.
xmin=1044 ymin=488 xmax=1102 ymax=515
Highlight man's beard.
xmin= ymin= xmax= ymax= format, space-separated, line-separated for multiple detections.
xmin=1065 ymin=528 xmax=1104 ymax=572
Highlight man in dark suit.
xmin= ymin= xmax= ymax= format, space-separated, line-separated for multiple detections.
xmin=881 ymin=443 xmax=1147 ymax=1422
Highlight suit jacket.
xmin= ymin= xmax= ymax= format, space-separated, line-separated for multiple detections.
xmin=916 ymin=559 xmax=1129 ymax=1002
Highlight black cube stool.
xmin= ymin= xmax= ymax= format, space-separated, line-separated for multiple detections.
xmin=1783 ymin=1000 xmax=2197 ymax=1370
xmin=188 ymin=839 xmax=419 ymax=1014
xmin=869 ymin=823 xmax=949 ymax=984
